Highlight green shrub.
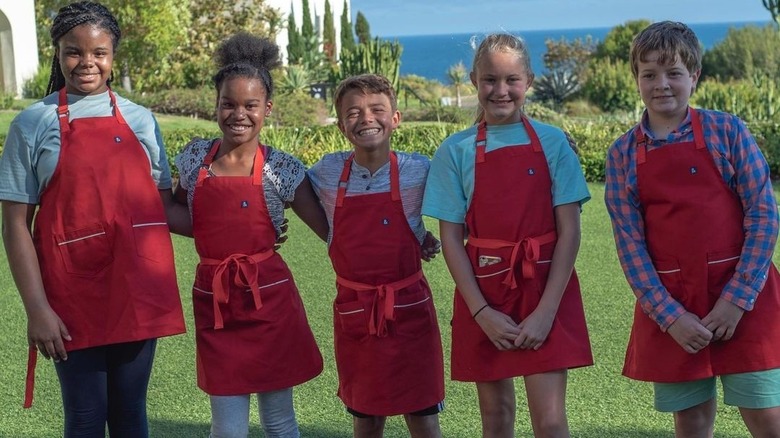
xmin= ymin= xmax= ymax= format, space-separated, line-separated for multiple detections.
xmin=22 ymin=64 xmax=51 ymax=99
xmin=134 ymin=87 xmax=216 ymax=120
xmin=692 ymin=75 xmax=779 ymax=123
xmin=582 ymin=58 xmax=641 ymax=114
xmin=702 ymin=24 xmax=780 ymax=82
xmin=402 ymin=106 xmax=474 ymax=124
xmin=0 ymin=91 xmax=14 ymax=110
xmin=268 ymin=92 xmax=329 ymax=128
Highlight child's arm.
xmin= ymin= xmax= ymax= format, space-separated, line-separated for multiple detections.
xmin=420 ymin=231 xmax=441 ymax=262
xmin=290 ymin=175 xmax=328 ymax=242
xmin=1 ymin=201 xmax=71 ymax=361
xmin=162 ymin=185 xmax=192 ymax=237
xmin=702 ymin=115 xmax=778 ymax=341
xmin=440 ymin=220 xmax=520 ymax=351
xmin=513 ymin=202 xmax=579 ymax=350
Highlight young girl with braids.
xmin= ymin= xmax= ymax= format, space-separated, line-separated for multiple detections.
xmin=173 ymin=32 xmax=326 ymax=438
xmin=0 ymin=1 xmax=186 ymax=436
xmin=423 ymin=33 xmax=593 ymax=436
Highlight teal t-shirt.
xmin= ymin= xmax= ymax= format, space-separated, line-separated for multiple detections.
xmin=422 ymin=119 xmax=590 ymax=224
xmin=0 ymin=89 xmax=171 ymax=204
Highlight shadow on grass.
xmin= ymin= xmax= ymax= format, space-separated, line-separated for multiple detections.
xmin=149 ymin=420 xmax=350 ymax=438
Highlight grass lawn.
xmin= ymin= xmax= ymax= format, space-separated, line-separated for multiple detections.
xmin=0 ymin=184 xmax=756 ymax=437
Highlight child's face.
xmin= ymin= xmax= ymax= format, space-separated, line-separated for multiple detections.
xmin=57 ymin=24 xmax=114 ymax=96
xmin=636 ymin=50 xmax=700 ymax=122
xmin=217 ymin=76 xmax=272 ymax=148
xmin=470 ymin=51 xmax=532 ymax=125
xmin=337 ymin=90 xmax=400 ymax=154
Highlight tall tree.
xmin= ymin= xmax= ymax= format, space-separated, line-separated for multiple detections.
xmin=301 ymin=0 xmax=314 ymax=42
xmin=764 ymin=0 xmax=780 ymax=27
xmin=287 ymin=6 xmax=304 ymax=65
xmin=592 ymin=19 xmax=651 ymax=63
xmin=322 ymin=0 xmax=336 ymax=62
xmin=355 ymin=11 xmax=371 ymax=44
xmin=446 ymin=61 xmax=467 ymax=107
xmin=35 ymin=0 xmax=190 ymax=92
xmin=340 ymin=0 xmax=355 ymax=53
xmin=174 ymin=0 xmax=282 ymax=88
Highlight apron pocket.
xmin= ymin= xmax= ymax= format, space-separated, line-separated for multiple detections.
xmin=392 ymin=287 xmax=435 ymax=338
xmin=56 ymin=223 xmax=113 ymax=276
xmin=707 ymin=247 xmax=741 ymax=296
xmin=653 ymin=258 xmax=688 ymax=302
xmin=132 ymin=218 xmax=172 ymax=263
xmin=334 ymin=300 xmax=369 ymax=342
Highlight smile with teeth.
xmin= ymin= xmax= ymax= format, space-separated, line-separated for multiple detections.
xmin=358 ymin=128 xmax=380 ymax=136
xmin=229 ymin=124 xmax=252 ymax=132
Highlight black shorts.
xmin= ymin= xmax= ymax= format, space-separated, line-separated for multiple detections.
xmin=347 ymin=401 xmax=445 ymax=418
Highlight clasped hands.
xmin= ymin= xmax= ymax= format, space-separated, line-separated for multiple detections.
xmin=667 ymin=297 xmax=745 ymax=354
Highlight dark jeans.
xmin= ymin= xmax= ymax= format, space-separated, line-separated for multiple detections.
xmin=54 ymin=339 xmax=157 ymax=438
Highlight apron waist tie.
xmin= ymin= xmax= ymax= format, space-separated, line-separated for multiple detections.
xmin=336 ymin=270 xmax=424 ymax=337
xmin=23 ymin=346 xmax=37 ymax=408
xmin=200 ymin=250 xmax=275 ymax=329
xmin=468 ymin=230 xmax=558 ymax=289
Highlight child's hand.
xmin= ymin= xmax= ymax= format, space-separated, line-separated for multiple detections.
xmin=513 ymin=309 xmax=555 ymax=350
xmin=701 ymin=298 xmax=745 ymax=341
xmin=28 ymin=307 xmax=71 ymax=362
xmin=666 ymin=312 xmax=713 ymax=354
xmin=274 ymin=218 xmax=289 ymax=251
xmin=420 ymin=231 xmax=441 ymax=262
xmin=474 ymin=306 xmax=521 ymax=351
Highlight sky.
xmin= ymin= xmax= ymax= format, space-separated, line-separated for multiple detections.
xmin=350 ymin=0 xmax=773 ymax=37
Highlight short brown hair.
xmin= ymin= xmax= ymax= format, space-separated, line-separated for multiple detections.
xmin=630 ymin=21 xmax=701 ymax=79
xmin=334 ymin=74 xmax=397 ymax=120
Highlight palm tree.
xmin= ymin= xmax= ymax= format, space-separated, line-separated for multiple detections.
xmin=446 ymin=61 xmax=468 ymax=107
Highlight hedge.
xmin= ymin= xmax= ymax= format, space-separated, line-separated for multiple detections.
xmin=2 ymin=120 xmax=779 ymax=183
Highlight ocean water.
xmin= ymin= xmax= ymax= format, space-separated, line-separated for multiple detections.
xmin=388 ymin=21 xmax=772 ymax=83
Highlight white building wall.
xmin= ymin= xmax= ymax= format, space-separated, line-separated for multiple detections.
xmin=267 ymin=0 xmax=349 ymax=64
xmin=0 ymin=0 xmax=39 ymax=97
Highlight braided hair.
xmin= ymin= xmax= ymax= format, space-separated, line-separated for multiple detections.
xmin=213 ymin=32 xmax=281 ymax=100
xmin=46 ymin=1 xmax=121 ymax=96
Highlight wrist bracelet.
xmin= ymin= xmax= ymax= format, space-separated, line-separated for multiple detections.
xmin=472 ymin=304 xmax=489 ymax=318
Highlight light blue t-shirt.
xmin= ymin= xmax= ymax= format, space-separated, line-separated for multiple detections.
xmin=422 ymin=119 xmax=590 ymax=224
xmin=0 ymin=90 xmax=171 ymax=204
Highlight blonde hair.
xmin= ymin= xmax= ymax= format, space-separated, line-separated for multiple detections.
xmin=630 ymin=21 xmax=701 ymax=79
xmin=470 ymin=33 xmax=534 ymax=123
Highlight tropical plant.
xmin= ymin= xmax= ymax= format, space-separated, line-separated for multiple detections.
xmin=763 ymin=0 xmax=780 ymax=27
xmin=446 ymin=62 xmax=468 ymax=107
xmin=533 ymin=70 xmax=581 ymax=108
xmin=278 ymin=65 xmax=314 ymax=96
xmin=336 ymin=38 xmax=402 ymax=91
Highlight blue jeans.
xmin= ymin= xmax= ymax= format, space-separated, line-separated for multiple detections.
xmin=54 ymin=339 xmax=157 ymax=438
xmin=210 ymin=388 xmax=299 ymax=438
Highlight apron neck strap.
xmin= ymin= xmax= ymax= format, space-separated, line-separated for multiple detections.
xmin=196 ymin=140 xmax=266 ymax=186
xmin=57 ymin=88 xmax=125 ymax=134
xmin=475 ymin=116 xmax=541 ymax=163
xmin=336 ymin=151 xmax=400 ymax=207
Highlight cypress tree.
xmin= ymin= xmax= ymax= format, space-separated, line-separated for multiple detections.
xmin=301 ymin=0 xmax=314 ymax=42
xmin=355 ymin=11 xmax=370 ymax=44
xmin=286 ymin=5 xmax=303 ymax=64
xmin=339 ymin=0 xmax=355 ymax=53
xmin=323 ymin=0 xmax=336 ymax=61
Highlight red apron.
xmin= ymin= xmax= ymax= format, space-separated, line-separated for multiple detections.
xmin=625 ymin=108 xmax=780 ymax=382
xmin=329 ymin=152 xmax=444 ymax=416
xmin=452 ymin=119 xmax=593 ymax=382
xmin=26 ymin=88 xmax=185 ymax=407
xmin=190 ymin=141 xmax=322 ymax=395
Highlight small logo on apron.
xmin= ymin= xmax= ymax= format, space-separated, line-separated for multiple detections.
xmin=114 ymin=136 xmax=122 ymax=143
xmin=527 ymin=168 xmax=535 ymax=175
xmin=690 ymin=167 xmax=697 ymax=174
xmin=241 ymin=201 xmax=249 ymax=208
xmin=382 ymin=218 xmax=390 ymax=225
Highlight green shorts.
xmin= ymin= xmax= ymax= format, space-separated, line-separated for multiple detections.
xmin=654 ymin=368 xmax=780 ymax=412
